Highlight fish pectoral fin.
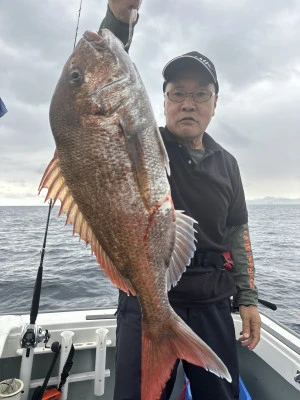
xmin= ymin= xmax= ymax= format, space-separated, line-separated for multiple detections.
xmin=119 ymin=119 xmax=151 ymax=209
xmin=167 ymin=210 xmax=197 ymax=290
xmin=38 ymin=152 xmax=136 ymax=296
xmin=155 ymin=126 xmax=170 ymax=176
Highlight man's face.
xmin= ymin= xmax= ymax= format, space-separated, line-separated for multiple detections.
xmin=164 ymin=67 xmax=218 ymax=146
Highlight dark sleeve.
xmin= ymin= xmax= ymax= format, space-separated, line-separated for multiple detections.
xmin=98 ymin=6 xmax=138 ymax=51
xmin=226 ymin=160 xmax=248 ymax=226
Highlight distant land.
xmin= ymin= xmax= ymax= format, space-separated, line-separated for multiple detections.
xmin=1 ymin=197 xmax=300 ymax=207
xmin=246 ymin=197 xmax=300 ymax=205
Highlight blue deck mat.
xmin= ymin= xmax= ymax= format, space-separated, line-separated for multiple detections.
xmin=184 ymin=376 xmax=251 ymax=400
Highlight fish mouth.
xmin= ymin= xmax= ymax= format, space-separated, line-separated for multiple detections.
xmin=83 ymin=31 xmax=103 ymax=42
xmin=82 ymin=30 xmax=128 ymax=92
xmin=81 ymin=30 xmax=130 ymax=109
xmin=83 ymin=30 xmax=108 ymax=52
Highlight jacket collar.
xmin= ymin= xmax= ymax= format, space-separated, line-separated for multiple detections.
xmin=160 ymin=126 xmax=223 ymax=152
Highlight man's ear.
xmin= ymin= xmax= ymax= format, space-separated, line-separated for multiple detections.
xmin=212 ymin=94 xmax=218 ymax=116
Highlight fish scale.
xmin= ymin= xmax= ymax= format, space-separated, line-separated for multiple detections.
xmin=39 ymin=28 xmax=231 ymax=399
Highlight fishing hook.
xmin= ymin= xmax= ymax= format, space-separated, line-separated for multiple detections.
xmin=124 ymin=7 xmax=135 ymax=51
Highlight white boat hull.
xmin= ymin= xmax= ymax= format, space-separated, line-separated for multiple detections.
xmin=0 ymin=308 xmax=299 ymax=399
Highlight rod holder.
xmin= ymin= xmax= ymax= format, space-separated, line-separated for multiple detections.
xmin=58 ymin=331 xmax=74 ymax=400
xmin=19 ymin=348 xmax=34 ymax=400
xmin=94 ymin=328 xmax=109 ymax=396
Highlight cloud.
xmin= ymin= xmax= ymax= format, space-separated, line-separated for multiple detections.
xmin=1 ymin=0 xmax=300 ymax=204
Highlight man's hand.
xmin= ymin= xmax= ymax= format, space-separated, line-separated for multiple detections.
xmin=238 ymin=305 xmax=261 ymax=351
xmin=108 ymin=0 xmax=142 ymax=24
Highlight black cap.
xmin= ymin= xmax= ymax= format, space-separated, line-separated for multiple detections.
xmin=162 ymin=51 xmax=219 ymax=93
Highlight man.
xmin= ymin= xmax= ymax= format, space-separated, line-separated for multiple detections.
xmin=99 ymin=2 xmax=261 ymax=399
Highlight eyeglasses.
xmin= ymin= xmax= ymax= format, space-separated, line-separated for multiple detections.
xmin=165 ymin=90 xmax=216 ymax=104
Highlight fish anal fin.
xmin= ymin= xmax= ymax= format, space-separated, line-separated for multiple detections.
xmin=38 ymin=152 xmax=136 ymax=296
xmin=167 ymin=210 xmax=197 ymax=290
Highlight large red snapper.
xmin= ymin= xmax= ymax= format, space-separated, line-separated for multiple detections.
xmin=39 ymin=29 xmax=231 ymax=399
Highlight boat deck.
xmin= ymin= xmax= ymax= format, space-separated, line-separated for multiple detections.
xmin=0 ymin=308 xmax=299 ymax=399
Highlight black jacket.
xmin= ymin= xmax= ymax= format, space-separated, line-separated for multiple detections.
xmin=99 ymin=7 xmax=258 ymax=306
xmin=161 ymin=127 xmax=248 ymax=252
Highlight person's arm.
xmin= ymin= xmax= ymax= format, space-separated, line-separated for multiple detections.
xmin=226 ymin=158 xmax=261 ymax=351
xmin=99 ymin=0 xmax=141 ymax=50
xmin=231 ymin=224 xmax=257 ymax=306
xmin=230 ymin=224 xmax=261 ymax=351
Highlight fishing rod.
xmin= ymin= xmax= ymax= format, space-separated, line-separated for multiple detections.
xmin=19 ymin=200 xmax=53 ymax=400
xmin=31 ymin=342 xmax=61 ymax=400
xmin=73 ymin=0 xmax=83 ymax=49
xmin=30 ymin=342 xmax=75 ymax=400
xmin=27 ymin=3 xmax=82 ymax=396
xmin=258 ymin=298 xmax=277 ymax=311
xmin=231 ymin=296 xmax=277 ymax=312
xmin=30 ymin=199 xmax=52 ymax=326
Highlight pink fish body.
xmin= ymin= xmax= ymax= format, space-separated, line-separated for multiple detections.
xmin=39 ymin=29 xmax=231 ymax=399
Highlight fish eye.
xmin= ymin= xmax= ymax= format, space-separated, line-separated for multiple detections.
xmin=71 ymin=71 xmax=81 ymax=81
xmin=69 ymin=68 xmax=83 ymax=85
xmin=69 ymin=68 xmax=84 ymax=86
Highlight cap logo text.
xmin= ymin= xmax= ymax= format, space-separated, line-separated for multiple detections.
xmin=197 ymin=57 xmax=211 ymax=69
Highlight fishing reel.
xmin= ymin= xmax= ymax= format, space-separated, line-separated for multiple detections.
xmin=20 ymin=323 xmax=51 ymax=349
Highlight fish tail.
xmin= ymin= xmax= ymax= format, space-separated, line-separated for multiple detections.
xmin=141 ymin=311 xmax=231 ymax=400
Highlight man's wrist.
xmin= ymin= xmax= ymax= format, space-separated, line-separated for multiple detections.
xmin=99 ymin=6 xmax=135 ymax=48
xmin=239 ymin=304 xmax=257 ymax=307
xmin=108 ymin=1 xmax=140 ymax=24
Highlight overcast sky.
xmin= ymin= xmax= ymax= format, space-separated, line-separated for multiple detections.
xmin=1 ymin=0 xmax=300 ymax=205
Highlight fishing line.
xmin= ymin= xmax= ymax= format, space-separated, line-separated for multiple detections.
xmin=73 ymin=0 xmax=83 ymax=49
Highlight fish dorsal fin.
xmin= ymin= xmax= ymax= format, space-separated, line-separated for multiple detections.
xmin=38 ymin=152 xmax=136 ymax=296
xmin=167 ymin=210 xmax=197 ymax=290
